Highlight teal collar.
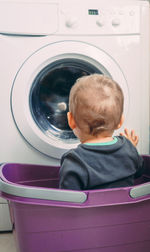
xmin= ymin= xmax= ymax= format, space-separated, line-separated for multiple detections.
xmin=84 ymin=137 xmax=118 ymax=146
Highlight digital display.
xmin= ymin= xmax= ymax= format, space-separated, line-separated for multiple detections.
xmin=88 ymin=9 xmax=99 ymax=15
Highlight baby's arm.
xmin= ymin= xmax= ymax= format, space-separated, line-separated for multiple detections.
xmin=120 ymin=128 xmax=139 ymax=147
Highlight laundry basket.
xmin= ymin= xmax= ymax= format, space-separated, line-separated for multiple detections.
xmin=0 ymin=155 xmax=150 ymax=252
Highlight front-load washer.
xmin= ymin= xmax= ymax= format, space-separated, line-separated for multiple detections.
xmin=0 ymin=0 xmax=149 ymax=231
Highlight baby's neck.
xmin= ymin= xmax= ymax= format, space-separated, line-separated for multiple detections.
xmin=81 ymin=133 xmax=114 ymax=144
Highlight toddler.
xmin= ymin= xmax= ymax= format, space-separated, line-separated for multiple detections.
xmin=59 ymin=74 xmax=144 ymax=190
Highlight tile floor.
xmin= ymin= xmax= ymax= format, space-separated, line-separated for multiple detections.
xmin=0 ymin=232 xmax=17 ymax=252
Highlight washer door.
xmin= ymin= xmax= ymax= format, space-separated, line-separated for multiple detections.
xmin=11 ymin=41 xmax=129 ymax=159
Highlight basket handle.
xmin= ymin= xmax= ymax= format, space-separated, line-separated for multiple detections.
xmin=130 ymin=182 xmax=150 ymax=198
xmin=0 ymin=178 xmax=87 ymax=204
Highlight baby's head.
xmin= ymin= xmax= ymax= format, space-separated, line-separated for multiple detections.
xmin=68 ymin=74 xmax=124 ymax=138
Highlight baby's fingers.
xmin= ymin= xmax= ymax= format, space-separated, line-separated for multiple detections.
xmin=120 ymin=128 xmax=139 ymax=147
xmin=131 ymin=130 xmax=139 ymax=144
xmin=124 ymin=128 xmax=130 ymax=137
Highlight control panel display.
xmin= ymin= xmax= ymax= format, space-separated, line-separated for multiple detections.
xmin=88 ymin=9 xmax=99 ymax=15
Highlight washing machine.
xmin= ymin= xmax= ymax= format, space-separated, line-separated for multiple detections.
xmin=0 ymin=0 xmax=149 ymax=231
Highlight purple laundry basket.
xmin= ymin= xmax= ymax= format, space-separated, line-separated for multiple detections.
xmin=0 ymin=155 xmax=150 ymax=252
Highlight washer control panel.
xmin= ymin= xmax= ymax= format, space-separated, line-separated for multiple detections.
xmin=59 ymin=2 xmax=140 ymax=35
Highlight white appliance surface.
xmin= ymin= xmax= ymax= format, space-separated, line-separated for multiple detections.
xmin=0 ymin=0 xmax=149 ymax=231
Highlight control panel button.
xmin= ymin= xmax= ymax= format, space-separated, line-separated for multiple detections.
xmin=96 ymin=18 xmax=105 ymax=27
xmin=129 ymin=10 xmax=135 ymax=16
xmin=112 ymin=18 xmax=120 ymax=26
xmin=65 ymin=17 xmax=78 ymax=28
xmin=119 ymin=10 xmax=124 ymax=15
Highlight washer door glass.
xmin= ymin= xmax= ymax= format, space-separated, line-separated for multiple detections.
xmin=11 ymin=41 xmax=128 ymax=159
xmin=30 ymin=59 xmax=102 ymax=142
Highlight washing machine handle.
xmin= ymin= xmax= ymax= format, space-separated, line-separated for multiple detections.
xmin=0 ymin=178 xmax=87 ymax=204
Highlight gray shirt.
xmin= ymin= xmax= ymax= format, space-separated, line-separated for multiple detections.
xmin=59 ymin=136 xmax=144 ymax=190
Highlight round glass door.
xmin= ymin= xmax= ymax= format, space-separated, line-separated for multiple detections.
xmin=30 ymin=59 xmax=102 ymax=143
xmin=11 ymin=41 xmax=129 ymax=159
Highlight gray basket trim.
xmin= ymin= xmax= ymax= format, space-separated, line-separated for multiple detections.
xmin=130 ymin=183 xmax=150 ymax=198
xmin=0 ymin=178 xmax=87 ymax=203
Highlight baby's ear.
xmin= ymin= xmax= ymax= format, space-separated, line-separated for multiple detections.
xmin=67 ymin=112 xmax=76 ymax=130
xmin=116 ymin=114 xmax=124 ymax=129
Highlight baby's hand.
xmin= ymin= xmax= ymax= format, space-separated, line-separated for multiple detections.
xmin=120 ymin=128 xmax=139 ymax=147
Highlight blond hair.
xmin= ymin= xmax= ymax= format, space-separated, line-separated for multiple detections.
xmin=69 ymin=74 xmax=124 ymax=136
